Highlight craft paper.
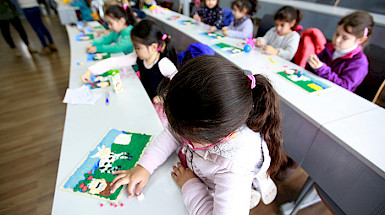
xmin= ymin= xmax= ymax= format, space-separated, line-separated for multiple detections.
xmin=60 ymin=129 xmax=153 ymax=203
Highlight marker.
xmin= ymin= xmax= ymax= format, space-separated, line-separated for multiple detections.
xmin=105 ymin=92 xmax=109 ymax=105
xmin=269 ymin=57 xmax=276 ymax=64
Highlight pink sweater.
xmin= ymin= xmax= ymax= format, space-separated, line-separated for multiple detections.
xmin=138 ymin=126 xmax=268 ymax=215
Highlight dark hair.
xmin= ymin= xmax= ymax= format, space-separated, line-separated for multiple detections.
xmin=130 ymin=20 xmax=177 ymax=66
xmin=274 ymin=6 xmax=302 ymax=30
xmin=338 ymin=10 xmax=374 ymax=46
xmin=105 ymin=5 xmax=136 ymax=26
xmin=231 ymin=0 xmax=258 ymax=15
xmin=164 ymin=55 xmax=286 ymax=176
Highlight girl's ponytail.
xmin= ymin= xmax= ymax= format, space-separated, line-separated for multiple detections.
xmin=295 ymin=8 xmax=303 ymax=28
xmin=247 ymin=74 xmax=286 ymax=176
xmin=157 ymin=33 xmax=177 ymax=67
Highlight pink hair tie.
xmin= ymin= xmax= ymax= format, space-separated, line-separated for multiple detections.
xmin=247 ymin=75 xmax=256 ymax=89
xmin=123 ymin=4 xmax=127 ymax=10
xmin=161 ymin=34 xmax=168 ymax=40
xmin=363 ymin=27 xmax=368 ymax=37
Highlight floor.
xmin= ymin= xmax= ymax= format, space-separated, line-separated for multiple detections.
xmin=0 ymin=15 xmax=333 ymax=215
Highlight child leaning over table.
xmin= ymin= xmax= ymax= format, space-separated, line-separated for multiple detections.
xmin=221 ymin=0 xmax=258 ymax=39
xmin=81 ymin=20 xmax=178 ymax=125
xmin=109 ymin=55 xmax=287 ymax=214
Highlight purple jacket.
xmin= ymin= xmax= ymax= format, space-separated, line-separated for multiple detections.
xmin=312 ymin=43 xmax=368 ymax=92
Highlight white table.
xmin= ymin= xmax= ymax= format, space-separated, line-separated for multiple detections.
xmin=51 ymin=24 xmax=189 ymax=214
xmin=144 ymin=9 xmax=385 ymax=215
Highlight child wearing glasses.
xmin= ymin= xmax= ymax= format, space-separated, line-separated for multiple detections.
xmin=110 ymin=56 xmax=286 ymax=214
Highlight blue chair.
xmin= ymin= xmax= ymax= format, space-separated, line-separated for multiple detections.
xmin=222 ymin=8 xmax=234 ymax=27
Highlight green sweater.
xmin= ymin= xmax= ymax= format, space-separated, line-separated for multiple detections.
xmin=92 ymin=25 xmax=133 ymax=55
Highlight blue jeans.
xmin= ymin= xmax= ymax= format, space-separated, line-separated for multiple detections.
xmin=23 ymin=7 xmax=53 ymax=47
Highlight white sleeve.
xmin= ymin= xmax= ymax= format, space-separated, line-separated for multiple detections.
xmin=261 ymin=27 xmax=276 ymax=45
xmin=88 ymin=52 xmax=138 ymax=75
xmin=158 ymin=57 xmax=178 ymax=79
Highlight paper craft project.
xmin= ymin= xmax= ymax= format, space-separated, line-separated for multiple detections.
xmin=85 ymin=74 xmax=110 ymax=89
xmin=200 ymin=32 xmax=225 ymax=40
xmin=277 ymin=69 xmax=330 ymax=93
xmin=167 ymin=15 xmax=180 ymax=20
xmin=178 ymin=20 xmax=197 ymax=25
xmin=76 ymin=33 xmax=94 ymax=41
xmin=212 ymin=43 xmax=244 ymax=55
xmin=60 ymin=129 xmax=153 ymax=203
xmin=86 ymin=53 xmax=111 ymax=61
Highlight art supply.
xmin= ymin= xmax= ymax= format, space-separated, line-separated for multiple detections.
xmin=60 ymin=129 xmax=154 ymax=203
xmin=108 ymin=69 xmax=123 ymax=93
xmin=63 ymin=85 xmax=102 ymax=105
xmin=105 ymin=92 xmax=109 ymax=105
xmin=269 ymin=57 xmax=277 ymax=64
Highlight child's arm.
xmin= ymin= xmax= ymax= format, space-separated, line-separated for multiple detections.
xmin=192 ymin=6 xmax=203 ymax=19
xmin=158 ymin=57 xmax=178 ymax=79
xmin=226 ymin=19 xmax=253 ymax=39
xmin=87 ymin=52 xmax=137 ymax=75
xmin=93 ymin=34 xmax=134 ymax=54
xmin=92 ymin=32 xmax=115 ymax=47
xmin=275 ymin=32 xmax=300 ymax=60
xmin=309 ymin=54 xmax=369 ymax=91
xmin=136 ymin=129 xmax=180 ymax=175
xmin=181 ymin=170 xmax=253 ymax=214
xmin=256 ymin=27 xmax=275 ymax=47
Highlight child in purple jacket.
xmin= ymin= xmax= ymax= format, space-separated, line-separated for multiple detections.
xmin=221 ymin=0 xmax=258 ymax=39
xmin=307 ymin=11 xmax=374 ymax=92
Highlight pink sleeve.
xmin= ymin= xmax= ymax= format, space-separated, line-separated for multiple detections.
xmin=181 ymin=170 xmax=253 ymax=215
xmin=137 ymin=129 xmax=179 ymax=174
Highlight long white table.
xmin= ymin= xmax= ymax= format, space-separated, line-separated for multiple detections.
xmin=144 ymin=9 xmax=385 ymax=215
xmin=51 ymin=24 xmax=189 ymax=214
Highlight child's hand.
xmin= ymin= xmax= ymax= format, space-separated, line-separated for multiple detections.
xmin=222 ymin=27 xmax=229 ymax=36
xmin=85 ymin=43 xmax=93 ymax=52
xmin=263 ymin=45 xmax=279 ymax=55
xmin=152 ymin=95 xmax=163 ymax=104
xmin=193 ymin=14 xmax=201 ymax=21
xmin=307 ymin=54 xmax=324 ymax=69
xmin=87 ymin=46 xmax=97 ymax=54
xmin=171 ymin=162 xmax=197 ymax=188
xmin=209 ymin=26 xmax=217 ymax=31
xmin=256 ymin=39 xmax=264 ymax=47
xmin=110 ymin=165 xmax=150 ymax=199
xmin=81 ymin=70 xmax=92 ymax=83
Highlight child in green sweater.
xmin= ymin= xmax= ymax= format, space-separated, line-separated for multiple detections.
xmin=86 ymin=5 xmax=136 ymax=55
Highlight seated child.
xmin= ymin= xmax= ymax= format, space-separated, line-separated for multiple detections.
xmin=221 ymin=0 xmax=258 ymax=39
xmin=192 ymin=0 xmax=224 ymax=31
xmin=255 ymin=6 xmax=302 ymax=60
xmin=70 ymin=0 xmax=93 ymax=21
xmin=82 ymin=20 xmax=178 ymax=101
xmin=85 ymin=5 xmax=136 ymax=54
xmin=307 ymin=11 xmax=373 ymax=92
